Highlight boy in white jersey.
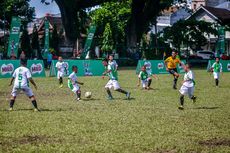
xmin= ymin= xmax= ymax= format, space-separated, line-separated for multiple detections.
xmin=137 ymin=66 xmax=157 ymax=90
xmin=102 ymin=58 xmax=130 ymax=100
xmin=178 ymin=63 xmax=196 ymax=110
xmin=8 ymin=59 xmax=39 ymax=111
xmin=68 ymin=65 xmax=84 ymax=101
xmin=210 ymin=57 xmax=222 ymax=87
xmin=55 ymin=56 xmax=66 ymax=88
xmin=108 ymin=55 xmax=118 ymax=71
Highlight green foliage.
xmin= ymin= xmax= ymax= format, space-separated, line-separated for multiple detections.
xmin=101 ymin=23 xmax=113 ymax=52
xmin=0 ymin=0 xmax=35 ymax=27
xmin=50 ymin=24 xmax=59 ymax=55
xmin=163 ymin=20 xmax=218 ymax=51
xmin=31 ymin=25 xmax=41 ymax=58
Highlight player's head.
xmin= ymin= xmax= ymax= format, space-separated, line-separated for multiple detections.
xmin=109 ymin=55 xmax=114 ymax=61
xmin=184 ymin=63 xmax=191 ymax=72
xmin=102 ymin=58 xmax=108 ymax=66
xmin=58 ymin=56 xmax=63 ymax=62
xmin=20 ymin=59 xmax=27 ymax=66
xmin=216 ymin=57 xmax=220 ymax=63
xmin=172 ymin=51 xmax=177 ymax=58
xmin=141 ymin=66 xmax=146 ymax=71
xmin=72 ymin=65 xmax=78 ymax=73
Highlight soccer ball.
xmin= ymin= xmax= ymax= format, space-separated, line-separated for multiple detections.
xmin=85 ymin=91 xmax=92 ymax=98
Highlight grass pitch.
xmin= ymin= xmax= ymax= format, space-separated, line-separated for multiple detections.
xmin=0 ymin=69 xmax=230 ymax=153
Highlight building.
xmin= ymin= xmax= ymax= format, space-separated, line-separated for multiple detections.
xmin=187 ymin=6 xmax=230 ymax=55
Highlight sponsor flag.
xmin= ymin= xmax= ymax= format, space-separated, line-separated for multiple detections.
xmin=81 ymin=25 xmax=96 ymax=59
xmin=216 ymin=26 xmax=225 ymax=57
xmin=42 ymin=18 xmax=49 ymax=59
xmin=7 ymin=17 xmax=21 ymax=58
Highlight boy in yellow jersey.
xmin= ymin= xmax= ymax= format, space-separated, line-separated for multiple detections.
xmin=164 ymin=51 xmax=182 ymax=89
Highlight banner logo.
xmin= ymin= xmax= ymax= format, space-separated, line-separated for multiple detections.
xmin=30 ymin=63 xmax=43 ymax=74
xmin=158 ymin=63 xmax=164 ymax=69
xmin=1 ymin=64 xmax=14 ymax=75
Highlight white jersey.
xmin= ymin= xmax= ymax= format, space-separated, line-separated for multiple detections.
xmin=68 ymin=72 xmax=77 ymax=83
xmin=108 ymin=60 xmax=118 ymax=69
xmin=182 ymin=70 xmax=195 ymax=87
xmin=56 ymin=61 xmax=65 ymax=73
xmin=12 ymin=66 xmax=32 ymax=88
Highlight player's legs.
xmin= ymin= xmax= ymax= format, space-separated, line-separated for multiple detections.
xmin=113 ymin=80 xmax=131 ymax=99
xmin=24 ymin=87 xmax=39 ymax=111
xmin=178 ymin=85 xmax=188 ymax=110
xmin=57 ymin=72 xmax=64 ymax=88
xmin=105 ymin=80 xmax=113 ymax=99
xmin=9 ymin=87 xmax=18 ymax=110
xmin=188 ymin=87 xmax=196 ymax=103
xmin=147 ymin=77 xmax=152 ymax=89
xmin=141 ymin=80 xmax=148 ymax=89
xmin=213 ymin=72 xmax=219 ymax=87
xmin=169 ymin=69 xmax=179 ymax=89
xmin=71 ymin=85 xmax=81 ymax=101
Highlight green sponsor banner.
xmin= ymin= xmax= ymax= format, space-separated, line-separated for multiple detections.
xmin=81 ymin=25 xmax=96 ymax=59
xmin=136 ymin=60 xmax=186 ymax=74
xmin=0 ymin=60 xmax=46 ymax=78
xmin=207 ymin=60 xmax=230 ymax=72
xmin=42 ymin=19 xmax=49 ymax=59
xmin=27 ymin=60 xmax=46 ymax=77
xmin=7 ymin=17 xmax=21 ymax=58
xmin=216 ymin=26 xmax=225 ymax=57
xmin=50 ymin=60 xmax=104 ymax=77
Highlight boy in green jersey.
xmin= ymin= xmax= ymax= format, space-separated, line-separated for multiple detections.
xmin=211 ymin=57 xmax=223 ymax=87
xmin=102 ymin=59 xmax=130 ymax=100
xmin=137 ymin=66 xmax=157 ymax=90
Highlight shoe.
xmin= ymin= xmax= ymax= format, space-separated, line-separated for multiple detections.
xmin=126 ymin=92 xmax=131 ymax=99
xmin=8 ymin=107 xmax=13 ymax=111
xmin=192 ymin=96 xmax=197 ymax=103
xmin=76 ymin=98 xmax=81 ymax=101
xmin=59 ymin=84 xmax=63 ymax=88
xmin=107 ymin=96 xmax=113 ymax=100
xmin=178 ymin=105 xmax=184 ymax=110
xmin=34 ymin=108 xmax=40 ymax=112
xmin=173 ymin=85 xmax=177 ymax=90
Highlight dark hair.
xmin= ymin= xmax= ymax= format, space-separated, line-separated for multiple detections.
xmin=20 ymin=59 xmax=27 ymax=65
xmin=72 ymin=65 xmax=78 ymax=70
xmin=102 ymin=58 xmax=108 ymax=62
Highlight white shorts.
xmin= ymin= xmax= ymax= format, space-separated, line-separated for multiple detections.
xmin=68 ymin=84 xmax=80 ymax=93
xmin=179 ymin=85 xmax=194 ymax=98
xmin=11 ymin=86 xmax=34 ymax=97
xmin=213 ymin=72 xmax=220 ymax=79
xmin=57 ymin=71 xmax=64 ymax=79
xmin=141 ymin=78 xmax=151 ymax=88
xmin=105 ymin=80 xmax=120 ymax=90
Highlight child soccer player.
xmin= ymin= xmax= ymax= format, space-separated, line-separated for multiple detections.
xmin=102 ymin=58 xmax=130 ymax=100
xmin=8 ymin=59 xmax=39 ymax=111
xmin=68 ymin=65 xmax=84 ymax=101
xmin=55 ymin=56 xmax=66 ymax=88
xmin=211 ymin=57 xmax=222 ymax=87
xmin=108 ymin=55 xmax=118 ymax=71
xmin=178 ymin=63 xmax=196 ymax=110
xmin=137 ymin=66 xmax=157 ymax=90
xmin=164 ymin=51 xmax=182 ymax=89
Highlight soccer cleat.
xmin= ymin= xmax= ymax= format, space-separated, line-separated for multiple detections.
xmin=59 ymin=84 xmax=63 ymax=88
xmin=34 ymin=108 xmax=40 ymax=112
xmin=8 ymin=107 xmax=13 ymax=111
xmin=178 ymin=105 xmax=184 ymax=110
xmin=192 ymin=96 xmax=197 ymax=103
xmin=107 ymin=96 xmax=113 ymax=100
xmin=126 ymin=92 xmax=131 ymax=99
xmin=76 ymin=98 xmax=82 ymax=101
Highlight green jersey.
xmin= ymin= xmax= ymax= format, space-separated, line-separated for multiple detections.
xmin=138 ymin=71 xmax=149 ymax=80
xmin=212 ymin=62 xmax=222 ymax=73
xmin=107 ymin=64 xmax=118 ymax=80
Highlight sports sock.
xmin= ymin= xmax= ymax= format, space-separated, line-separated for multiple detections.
xmin=180 ymin=95 xmax=184 ymax=106
xmin=116 ymin=89 xmax=128 ymax=94
xmin=77 ymin=90 xmax=81 ymax=98
xmin=174 ymin=78 xmax=178 ymax=86
xmin=10 ymin=99 xmax=15 ymax=108
xmin=59 ymin=77 xmax=63 ymax=85
xmin=106 ymin=89 xmax=113 ymax=97
xmin=215 ymin=79 xmax=219 ymax=86
xmin=148 ymin=79 xmax=152 ymax=87
xmin=32 ymin=100 xmax=38 ymax=109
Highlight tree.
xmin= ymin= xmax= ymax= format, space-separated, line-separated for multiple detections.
xmin=0 ymin=0 xmax=35 ymax=27
xmin=21 ymin=26 xmax=32 ymax=58
xmin=162 ymin=20 xmax=218 ymax=52
xmin=101 ymin=23 xmax=114 ymax=53
xmin=50 ymin=24 xmax=59 ymax=55
xmin=31 ymin=25 xmax=41 ymax=59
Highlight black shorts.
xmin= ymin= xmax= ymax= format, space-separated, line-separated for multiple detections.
xmin=168 ymin=68 xmax=178 ymax=75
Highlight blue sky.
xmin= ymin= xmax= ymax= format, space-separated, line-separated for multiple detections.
xmin=29 ymin=0 xmax=60 ymax=18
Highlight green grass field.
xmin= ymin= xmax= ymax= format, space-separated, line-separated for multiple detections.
xmin=0 ymin=69 xmax=230 ymax=153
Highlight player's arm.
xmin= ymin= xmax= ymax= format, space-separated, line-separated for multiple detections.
xmin=164 ymin=58 xmax=169 ymax=71
xmin=29 ymin=78 xmax=37 ymax=90
xmin=9 ymin=77 xmax=15 ymax=86
xmin=76 ymin=81 xmax=84 ymax=85
xmin=152 ymin=74 xmax=158 ymax=79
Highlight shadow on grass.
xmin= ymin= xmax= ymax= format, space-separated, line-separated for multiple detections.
xmin=192 ymin=106 xmax=220 ymax=110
